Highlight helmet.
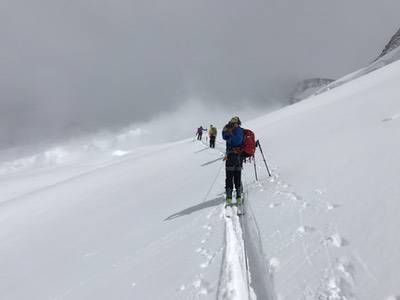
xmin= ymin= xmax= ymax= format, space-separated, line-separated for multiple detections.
xmin=229 ymin=116 xmax=241 ymax=125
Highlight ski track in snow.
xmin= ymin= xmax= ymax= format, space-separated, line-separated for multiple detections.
xmin=193 ymin=143 xmax=360 ymax=300
xmin=197 ymin=140 xmax=259 ymax=300
xmin=218 ymin=206 xmax=253 ymax=300
xmin=382 ymin=114 xmax=400 ymax=122
xmin=191 ymin=141 xmax=246 ymax=299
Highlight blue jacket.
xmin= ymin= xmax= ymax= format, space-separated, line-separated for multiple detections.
xmin=222 ymin=126 xmax=244 ymax=149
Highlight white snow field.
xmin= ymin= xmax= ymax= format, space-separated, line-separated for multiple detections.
xmin=2 ymin=60 xmax=400 ymax=299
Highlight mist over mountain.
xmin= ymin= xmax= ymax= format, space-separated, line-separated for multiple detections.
xmin=1 ymin=0 xmax=399 ymax=147
xmin=290 ymin=26 xmax=400 ymax=104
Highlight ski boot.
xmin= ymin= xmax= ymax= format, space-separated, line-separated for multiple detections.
xmin=236 ymin=185 xmax=242 ymax=206
xmin=225 ymin=188 xmax=233 ymax=207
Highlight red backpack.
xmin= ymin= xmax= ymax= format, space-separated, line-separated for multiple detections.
xmin=241 ymin=129 xmax=256 ymax=157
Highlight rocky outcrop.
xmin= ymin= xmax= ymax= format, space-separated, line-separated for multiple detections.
xmin=291 ymin=78 xmax=334 ymax=103
xmin=378 ymin=28 xmax=400 ymax=58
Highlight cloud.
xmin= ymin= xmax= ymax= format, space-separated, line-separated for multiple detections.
xmin=0 ymin=0 xmax=399 ymax=147
xmin=0 ymin=99 xmax=267 ymax=174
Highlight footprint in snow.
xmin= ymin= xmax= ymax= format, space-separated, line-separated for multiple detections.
xmin=297 ymin=225 xmax=315 ymax=234
xmin=206 ymin=207 xmax=219 ymax=219
xmin=269 ymin=202 xmax=282 ymax=208
xmin=290 ymin=192 xmax=302 ymax=201
xmin=200 ymin=254 xmax=214 ymax=268
xmin=192 ymin=278 xmax=201 ymax=288
xmin=325 ymin=233 xmax=349 ymax=247
xmin=336 ymin=257 xmax=355 ymax=285
xmin=202 ymin=224 xmax=212 ymax=230
xmin=281 ymin=183 xmax=290 ymax=189
xmin=178 ymin=284 xmax=186 ymax=291
xmin=275 ymin=190 xmax=302 ymax=201
xmin=198 ymin=247 xmax=218 ymax=269
xmin=325 ymin=277 xmax=351 ymax=300
xmin=268 ymin=257 xmax=280 ymax=273
xmin=327 ymin=203 xmax=340 ymax=211
xmin=192 ymin=276 xmax=212 ymax=296
xmin=83 ymin=252 xmax=96 ymax=258
xmin=382 ymin=114 xmax=400 ymax=122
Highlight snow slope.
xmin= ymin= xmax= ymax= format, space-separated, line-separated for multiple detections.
xmin=0 ymin=140 xmax=228 ymax=299
xmin=1 ymin=59 xmax=400 ymax=299
xmin=245 ymin=59 xmax=400 ymax=299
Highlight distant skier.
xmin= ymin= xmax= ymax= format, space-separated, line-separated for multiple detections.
xmin=222 ymin=116 xmax=244 ymax=205
xmin=196 ymin=126 xmax=206 ymax=140
xmin=208 ymin=125 xmax=217 ymax=148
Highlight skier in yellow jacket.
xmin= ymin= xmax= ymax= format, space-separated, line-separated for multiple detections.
xmin=208 ymin=125 xmax=217 ymax=148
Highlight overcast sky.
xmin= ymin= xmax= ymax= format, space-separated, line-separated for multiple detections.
xmin=0 ymin=0 xmax=399 ymax=147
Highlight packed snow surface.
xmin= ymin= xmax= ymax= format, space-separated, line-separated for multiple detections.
xmin=1 ymin=60 xmax=400 ymax=299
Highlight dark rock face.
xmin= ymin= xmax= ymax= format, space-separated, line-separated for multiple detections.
xmin=378 ymin=28 xmax=400 ymax=58
xmin=291 ymin=78 xmax=335 ymax=103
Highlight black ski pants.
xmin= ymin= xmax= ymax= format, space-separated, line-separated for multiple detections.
xmin=209 ymin=136 xmax=216 ymax=148
xmin=225 ymin=152 xmax=243 ymax=198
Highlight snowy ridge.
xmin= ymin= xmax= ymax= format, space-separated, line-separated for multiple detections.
xmin=315 ymin=44 xmax=400 ymax=97
xmin=290 ymin=28 xmax=400 ymax=103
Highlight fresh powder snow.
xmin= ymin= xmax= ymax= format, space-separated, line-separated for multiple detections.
xmin=1 ymin=60 xmax=400 ymax=299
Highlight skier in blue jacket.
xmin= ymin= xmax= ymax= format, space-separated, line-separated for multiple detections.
xmin=222 ymin=116 xmax=244 ymax=205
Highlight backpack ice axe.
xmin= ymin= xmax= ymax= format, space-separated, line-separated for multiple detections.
xmin=253 ymin=155 xmax=259 ymax=181
xmin=256 ymin=140 xmax=271 ymax=177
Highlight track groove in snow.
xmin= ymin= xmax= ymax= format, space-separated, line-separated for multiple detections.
xmin=217 ymin=191 xmax=276 ymax=299
xmin=218 ymin=206 xmax=253 ymax=300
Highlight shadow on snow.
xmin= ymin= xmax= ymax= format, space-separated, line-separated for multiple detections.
xmin=201 ymin=157 xmax=223 ymax=167
xmin=194 ymin=147 xmax=209 ymax=153
xmin=164 ymin=196 xmax=225 ymax=221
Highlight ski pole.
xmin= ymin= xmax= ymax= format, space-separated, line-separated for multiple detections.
xmin=256 ymin=140 xmax=271 ymax=177
xmin=253 ymin=155 xmax=258 ymax=181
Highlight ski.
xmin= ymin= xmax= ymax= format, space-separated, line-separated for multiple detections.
xmin=225 ymin=203 xmax=244 ymax=217
xmin=236 ymin=204 xmax=244 ymax=216
xmin=225 ymin=204 xmax=234 ymax=218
